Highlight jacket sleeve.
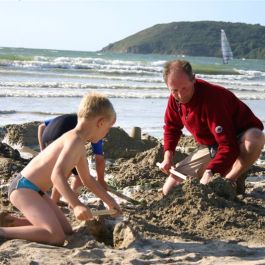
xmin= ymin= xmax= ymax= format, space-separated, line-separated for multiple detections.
xmin=163 ymin=95 xmax=184 ymax=152
xmin=204 ymin=94 xmax=239 ymax=175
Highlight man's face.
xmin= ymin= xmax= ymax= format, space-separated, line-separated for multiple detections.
xmin=167 ymin=70 xmax=195 ymax=104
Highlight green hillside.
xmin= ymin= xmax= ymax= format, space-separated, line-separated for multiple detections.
xmin=101 ymin=21 xmax=265 ymax=59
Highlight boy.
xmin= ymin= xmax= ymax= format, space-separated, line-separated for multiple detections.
xmin=0 ymin=92 xmax=121 ymax=246
xmin=38 ymin=114 xmax=107 ymax=204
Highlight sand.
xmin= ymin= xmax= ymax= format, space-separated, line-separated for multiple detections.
xmin=0 ymin=123 xmax=265 ymax=264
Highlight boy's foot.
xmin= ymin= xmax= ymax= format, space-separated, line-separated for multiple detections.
xmin=0 ymin=211 xmax=14 ymax=227
xmin=236 ymin=173 xmax=248 ymax=195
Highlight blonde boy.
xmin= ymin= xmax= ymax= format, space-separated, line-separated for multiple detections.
xmin=0 ymin=93 xmax=121 ymax=245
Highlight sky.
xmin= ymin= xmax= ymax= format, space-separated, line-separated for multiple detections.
xmin=0 ymin=0 xmax=265 ymax=52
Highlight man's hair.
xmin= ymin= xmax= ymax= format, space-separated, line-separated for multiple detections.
xmin=163 ymin=60 xmax=194 ymax=83
xmin=78 ymin=92 xmax=116 ymax=120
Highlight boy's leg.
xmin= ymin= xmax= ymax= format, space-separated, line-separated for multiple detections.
xmin=0 ymin=189 xmax=65 ymax=245
xmin=51 ymin=187 xmax=62 ymax=204
xmin=0 ymin=211 xmax=30 ymax=227
xmin=42 ymin=194 xmax=72 ymax=235
xmin=163 ymin=145 xmax=211 ymax=195
xmin=225 ymin=128 xmax=265 ymax=181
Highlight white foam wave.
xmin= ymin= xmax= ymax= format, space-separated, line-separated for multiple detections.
xmin=0 ymin=88 xmax=264 ymax=100
xmin=0 ymin=81 xmax=165 ymax=90
xmin=0 ymin=69 xmax=163 ymax=83
xmin=234 ymin=69 xmax=265 ymax=77
xmin=0 ymin=56 xmax=163 ymax=74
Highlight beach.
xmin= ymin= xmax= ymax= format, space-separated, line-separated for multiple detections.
xmin=0 ymin=123 xmax=265 ymax=264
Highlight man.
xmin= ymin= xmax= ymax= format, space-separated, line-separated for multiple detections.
xmin=38 ymin=113 xmax=107 ymax=203
xmin=159 ymin=60 xmax=264 ymax=195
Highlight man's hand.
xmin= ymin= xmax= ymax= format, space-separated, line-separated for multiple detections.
xmin=159 ymin=150 xmax=174 ymax=174
xmin=73 ymin=205 xmax=93 ymax=221
xmin=200 ymin=170 xmax=213 ymax=185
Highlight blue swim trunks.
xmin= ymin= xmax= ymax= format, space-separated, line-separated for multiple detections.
xmin=8 ymin=173 xmax=45 ymax=200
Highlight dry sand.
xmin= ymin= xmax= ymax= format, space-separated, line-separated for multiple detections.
xmin=0 ymin=125 xmax=265 ymax=264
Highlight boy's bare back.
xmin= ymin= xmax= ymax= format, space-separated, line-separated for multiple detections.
xmin=21 ymin=129 xmax=86 ymax=193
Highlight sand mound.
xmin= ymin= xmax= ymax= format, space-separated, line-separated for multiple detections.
xmin=95 ymin=127 xmax=158 ymax=160
xmin=123 ymin=175 xmax=265 ymax=244
xmin=1 ymin=122 xmax=40 ymax=150
xmin=107 ymin=143 xmax=187 ymax=188
xmin=0 ymin=143 xmax=28 ymax=182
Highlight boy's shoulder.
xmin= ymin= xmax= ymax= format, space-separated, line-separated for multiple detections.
xmin=62 ymin=130 xmax=81 ymax=144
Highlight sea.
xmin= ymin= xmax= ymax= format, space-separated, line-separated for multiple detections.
xmin=0 ymin=47 xmax=265 ymax=139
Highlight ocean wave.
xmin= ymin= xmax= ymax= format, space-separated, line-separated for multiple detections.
xmin=0 ymin=90 xmax=264 ymax=100
xmin=0 ymin=69 xmax=163 ymax=83
xmin=234 ymin=69 xmax=265 ymax=77
xmin=1 ymin=55 xmax=249 ymax=76
xmin=0 ymin=110 xmax=64 ymax=116
xmin=0 ymin=110 xmax=17 ymax=114
xmin=0 ymin=56 xmax=162 ymax=74
xmin=0 ymin=81 xmax=165 ymax=90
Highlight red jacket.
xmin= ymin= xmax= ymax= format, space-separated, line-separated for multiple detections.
xmin=163 ymin=79 xmax=264 ymax=175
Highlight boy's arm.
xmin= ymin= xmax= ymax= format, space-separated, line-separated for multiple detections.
xmin=51 ymin=138 xmax=93 ymax=220
xmin=38 ymin=123 xmax=46 ymax=151
xmin=77 ymin=155 xmax=121 ymax=213
xmin=95 ymin=154 xmax=107 ymax=190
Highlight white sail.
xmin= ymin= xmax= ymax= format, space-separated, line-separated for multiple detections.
xmin=221 ymin=29 xmax=233 ymax=64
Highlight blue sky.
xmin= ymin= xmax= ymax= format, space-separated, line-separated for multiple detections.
xmin=0 ymin=0 xmax=265 ymax=51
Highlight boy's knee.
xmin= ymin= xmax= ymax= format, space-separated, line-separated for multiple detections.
xmin=48 ymin=230 xmax=66 ymax=246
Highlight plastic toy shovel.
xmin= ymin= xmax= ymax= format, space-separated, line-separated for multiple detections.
xmin=156 ymin=162 xmax=187 ymax=180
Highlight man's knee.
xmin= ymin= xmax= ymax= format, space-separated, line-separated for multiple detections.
xmin=242 ymin=128 xmax=265 ymax=152
xmin=162 ymin=176 xmax=180 ymax=196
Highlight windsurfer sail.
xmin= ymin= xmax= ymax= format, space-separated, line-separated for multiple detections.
xmin=221 ymin=29 xmax=233 ymax=64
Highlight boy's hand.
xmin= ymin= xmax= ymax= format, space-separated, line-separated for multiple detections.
xmin=107 ymin=199 xmax=122 ymax=217
xmin=98 ymin=179 xmax=108 ymax=191
xmin=73 ymin=205 xmax=93 ymax=221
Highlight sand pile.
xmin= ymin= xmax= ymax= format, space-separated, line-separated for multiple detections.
xmin=1 ymin=122 xmax=40 ymax=150
xmin=0 ymin=142 xmax=28 ymax=182
xmin=122 ymin=175 xmax=265 ymax=244
xmin=94 ymin=127 xmax=158 ymax=159
xmin=107 ymin=143 xmax=187 ymax=188
xmin=1 ymin=122 xmax=265 ymax=264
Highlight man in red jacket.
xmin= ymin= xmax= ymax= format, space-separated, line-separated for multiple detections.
xmin=159 ymin=60 xmax=264 ymax=195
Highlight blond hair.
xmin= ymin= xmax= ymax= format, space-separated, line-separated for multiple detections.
xmin=78 ymin=92 xmax=116 ymax=120
xmin=163 ymin=60 xmax=194 ymax=83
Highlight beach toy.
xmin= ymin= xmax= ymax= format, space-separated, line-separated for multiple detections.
xmin=91 ymin=209 xmax=118 ymax=216
xmin=156 ymin=162 xmax=187 ymax=180
xmin=108 ymin=186 xmax=140 ymax=205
